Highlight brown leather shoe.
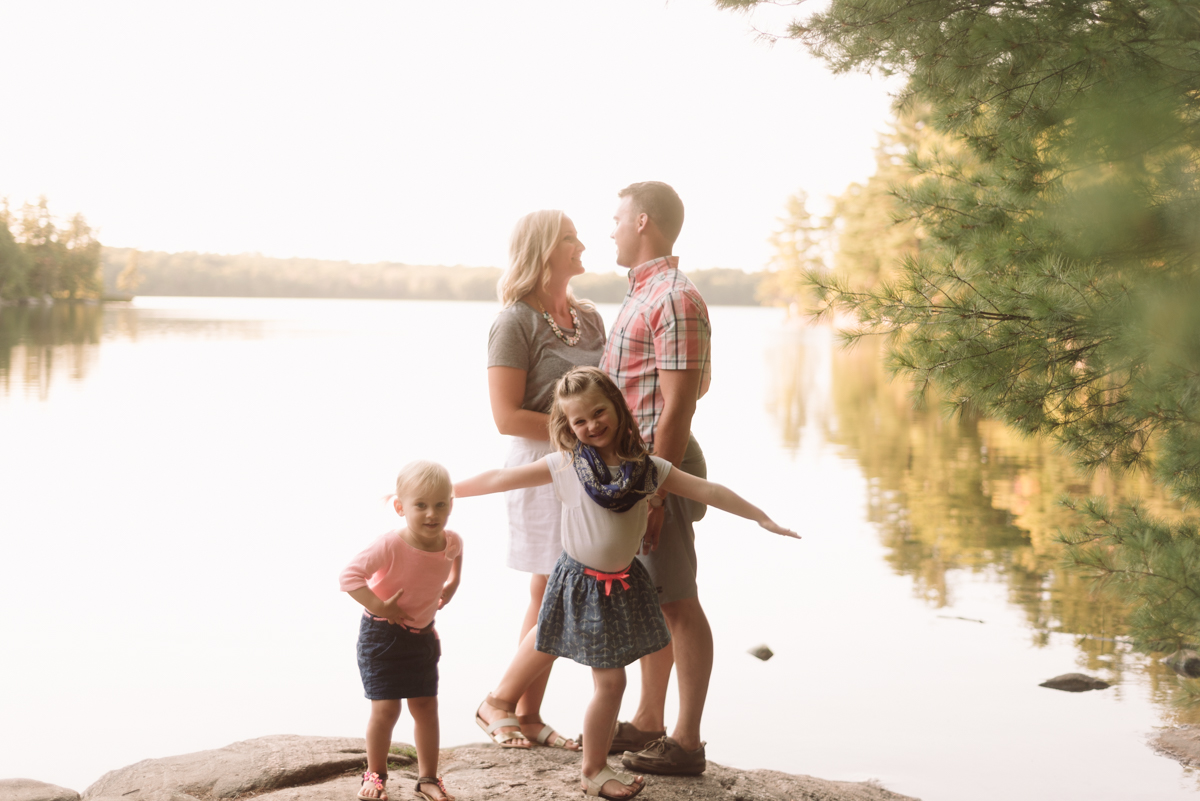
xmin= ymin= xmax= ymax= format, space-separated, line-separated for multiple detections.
xmin=621 ymin=736 xmax=706 ymax=776
xmin=579 ymin=721 xmax=667 ymax=755
xmin=609 ymin=721 xmax=667 ymax=755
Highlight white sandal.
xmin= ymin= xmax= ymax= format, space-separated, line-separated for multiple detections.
xmin=583 ymin=766 xmax=644 ymax=800
xmin=474 ymin=694 xmax=530 ymax=748
xmin=518 ymin=714 xmax=579 ymax=750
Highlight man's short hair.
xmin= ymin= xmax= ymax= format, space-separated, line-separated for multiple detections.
xmin=618 ymin=181 xmax=684 ymax=246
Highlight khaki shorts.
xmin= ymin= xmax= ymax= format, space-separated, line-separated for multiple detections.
xmin=637 ymin=434 xmax=706 ymax=604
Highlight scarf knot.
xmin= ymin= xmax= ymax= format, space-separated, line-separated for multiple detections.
xmin=571 ymin=443 xmax=656 ymax=513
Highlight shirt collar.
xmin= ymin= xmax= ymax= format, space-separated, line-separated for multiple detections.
xmin=627 ymin=256 xmax=679 ymax=290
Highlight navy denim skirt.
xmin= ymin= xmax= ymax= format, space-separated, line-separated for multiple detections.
xmin=536 ymin=553 xmax=671 ymax=669
xmin=356 ymin=614 xmax=440 ymax=700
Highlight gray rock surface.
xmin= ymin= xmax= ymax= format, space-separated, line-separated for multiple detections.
xmin=0 ymin=778 xmax=81 ymax=801
xmin=70 ymin=734 xmax=916 ymax=801
xmin=1162 ymin=649 xmax=1200 ymax=678
xmin=1152 ymin=725 xmax=1200 ymax=768
xmin=1038 ymin=672 xmax=1111 ymax=692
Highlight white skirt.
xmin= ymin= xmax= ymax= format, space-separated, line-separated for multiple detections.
xmin=504 ymin=437 xmax=564 ymax=574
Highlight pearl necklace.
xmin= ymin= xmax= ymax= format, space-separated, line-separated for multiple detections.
xmin=536 ymin=299 xmax=581 ymax=346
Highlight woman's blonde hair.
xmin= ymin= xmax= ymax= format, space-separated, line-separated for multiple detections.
xmin=394 ymin=460 xmax=452 ymax=499
xmin=497 ymin=210 xmax=592 ymax=310
xmin=548 ymin=367 xmax=647 ymax=463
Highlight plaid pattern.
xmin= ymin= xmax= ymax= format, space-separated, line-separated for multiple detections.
xmin=599 ymin=257 xmax=711 ymax=448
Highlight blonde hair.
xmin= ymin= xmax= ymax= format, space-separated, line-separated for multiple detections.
xmin=497 ymin=210 xmax=592 ymax=310
xmin=548 ymin=367 xmax=647 ymax=463
xmin=394 ymin=460 xmax=452 ymax=499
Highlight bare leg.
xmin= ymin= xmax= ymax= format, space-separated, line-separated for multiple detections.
xmin=408 ymin=697 xmax=453 ymax=801
xmin=660 ymin=597 xmax=712 ymax=751
xmin=513 ymin=574 xmax=575 ymax=748
xmin=630 ymin=640 xmax=673 ymax=734
xmin=477 ymin=627 xmax=558 ymax=745
xmin=363 ymin=699 xmax=401 ymax=799
xmin=581 ymin=667 xmax=642 ymax=799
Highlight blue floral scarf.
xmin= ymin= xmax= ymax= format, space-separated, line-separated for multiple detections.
xmin=571 ymin=443 xmax=656 ymax=513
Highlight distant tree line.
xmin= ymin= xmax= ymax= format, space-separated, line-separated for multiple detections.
xmin=101 ymin=247 xmax=772 ymax=306
xmin=0 ymin=198 xmax=102 ymax=302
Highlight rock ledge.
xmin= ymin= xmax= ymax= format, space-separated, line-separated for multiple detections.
xmin=7 ymin=735 xmax=919 ymax=801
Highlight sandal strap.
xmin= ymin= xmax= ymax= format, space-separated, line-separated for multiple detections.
xmin=485 ymin=693 xmax=516 ymax=713
xmin=415 ymin=776 xmax=447 ymax=796
xmin=584 ymin=765 xmax=638 ymax=796
xmin=488 ymin=722 xmax=527 ymax=743
xmin=362 ymin=771 xmax=387 ymax=789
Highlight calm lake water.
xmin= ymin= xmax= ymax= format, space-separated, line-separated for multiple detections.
xmin=1 ymin=297 xmax=1196 ymax=801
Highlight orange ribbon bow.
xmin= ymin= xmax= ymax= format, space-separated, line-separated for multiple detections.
xmin=584 ymin=566 xmax=632 ymax=596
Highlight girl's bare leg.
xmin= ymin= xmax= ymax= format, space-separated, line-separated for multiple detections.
xmin=364 ymin=699 xmax=401 ymax=799
xmin=408 ymin=697 xmax=453 ymax=801
xmin=581 ymin=667 xmax=642 ymax=799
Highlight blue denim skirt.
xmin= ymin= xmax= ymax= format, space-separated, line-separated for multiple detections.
xmin=356 ymin=614 xmax=440 ymax=700
xmin=536 ymin=553 xmax=671 ymax=669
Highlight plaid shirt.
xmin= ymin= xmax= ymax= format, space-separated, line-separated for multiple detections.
xmin=600 ymin=256 xmax=711 ymax=448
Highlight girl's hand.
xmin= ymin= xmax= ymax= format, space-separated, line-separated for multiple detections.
xmin=438 ymin=582 xmax=458 ymax=609
xmin=760 ymin=519 xmax=800 ymax=539
xmin=377 ymin=588 xmax=409 ymax=624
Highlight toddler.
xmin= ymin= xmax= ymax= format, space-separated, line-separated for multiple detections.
xmin=340 ymin=461 xmax=463 ymax=801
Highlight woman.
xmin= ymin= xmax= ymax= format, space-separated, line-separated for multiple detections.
xmin=478 ymin=210 xmax=606 ymax=750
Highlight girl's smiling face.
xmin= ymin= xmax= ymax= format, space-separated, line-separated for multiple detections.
xmin=561 ymin=389 xmax=618 ymax=459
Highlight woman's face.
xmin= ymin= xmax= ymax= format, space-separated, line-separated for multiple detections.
xmin=545 ymin=216 xmax=586 ymax=281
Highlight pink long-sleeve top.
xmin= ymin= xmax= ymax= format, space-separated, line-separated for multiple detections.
xmin=339 ymin=529 xmax=463 ymax=629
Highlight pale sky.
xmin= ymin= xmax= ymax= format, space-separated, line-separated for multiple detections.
xmin=0 ymin=1 xmax=896 ymax=272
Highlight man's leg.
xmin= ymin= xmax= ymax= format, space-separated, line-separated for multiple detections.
xmin=630 ymin=640 xmax=672 ymax=734
xmin=623 ymin=436 xmax=709 ymax=774
xmin=659 ymin=596 xmax=711 ymax=752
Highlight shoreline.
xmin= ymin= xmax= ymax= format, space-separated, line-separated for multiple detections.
xmin=2 ymin=735 xmax=919 ymax=801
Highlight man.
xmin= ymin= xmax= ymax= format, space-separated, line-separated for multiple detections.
xmin=599 ymin=181 xmax=713 ymax=776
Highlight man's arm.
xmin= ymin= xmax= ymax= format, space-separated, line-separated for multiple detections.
xmin=642 ymin=367 xmax=703 ymax=552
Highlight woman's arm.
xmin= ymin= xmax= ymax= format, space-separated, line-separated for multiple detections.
xmin=455 ymin=459 xmax=553 ymax=498
xmin=661 ymin=468 xmax=800 ymax=539
xmin=488 ymin=366 xmax=553 ymax=440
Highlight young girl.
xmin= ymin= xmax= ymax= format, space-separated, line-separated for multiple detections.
xmin=339 ymin=461 xmax=463 ymax=801
xmin=456 ymin=367 xmax=798 ymax=800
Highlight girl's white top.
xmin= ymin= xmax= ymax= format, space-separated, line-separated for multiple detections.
xmin=544 ymin=452 xmax=673 ymax=573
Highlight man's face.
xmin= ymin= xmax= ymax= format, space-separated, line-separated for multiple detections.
xmin=611 ymin=196 xmax=641 ymax=268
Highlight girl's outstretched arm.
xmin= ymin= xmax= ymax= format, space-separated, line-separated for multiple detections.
xmin=455 ymin=460 xmax=552 ymax=498
xmin=660 ymin=468 xmax=800 ymax=539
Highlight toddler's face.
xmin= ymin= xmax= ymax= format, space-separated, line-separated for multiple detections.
xmin=394 ymin=485 xmax=453 ymax=539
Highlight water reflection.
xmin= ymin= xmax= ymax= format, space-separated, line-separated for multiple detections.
xmin=0 ymin=303 xmax=103 ymax=399
xmin=768 ymin=322 xmax=1196 ymax=719
xmin=0 ymin=301 xmax=272 ymax=401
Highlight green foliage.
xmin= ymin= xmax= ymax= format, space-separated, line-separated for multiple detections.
xmin=761 ymin=191 xmax=825 ymax=306
xmin=0 ymin=198 xmax=102 ymax=302
xmin=0 ymin=203 xmax=31 ymax=300
xmin=722 ymin=0 xmax=1200 ymax=669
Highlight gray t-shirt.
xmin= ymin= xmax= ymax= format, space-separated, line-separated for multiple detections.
xmin=487 ymin=300 xmax=607 ymax=414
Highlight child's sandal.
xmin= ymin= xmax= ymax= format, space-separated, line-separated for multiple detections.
xmin=358 ymin=770 xmax=388 ymax=801
xmin=415 ymin=776 xmax=453 ymax=801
